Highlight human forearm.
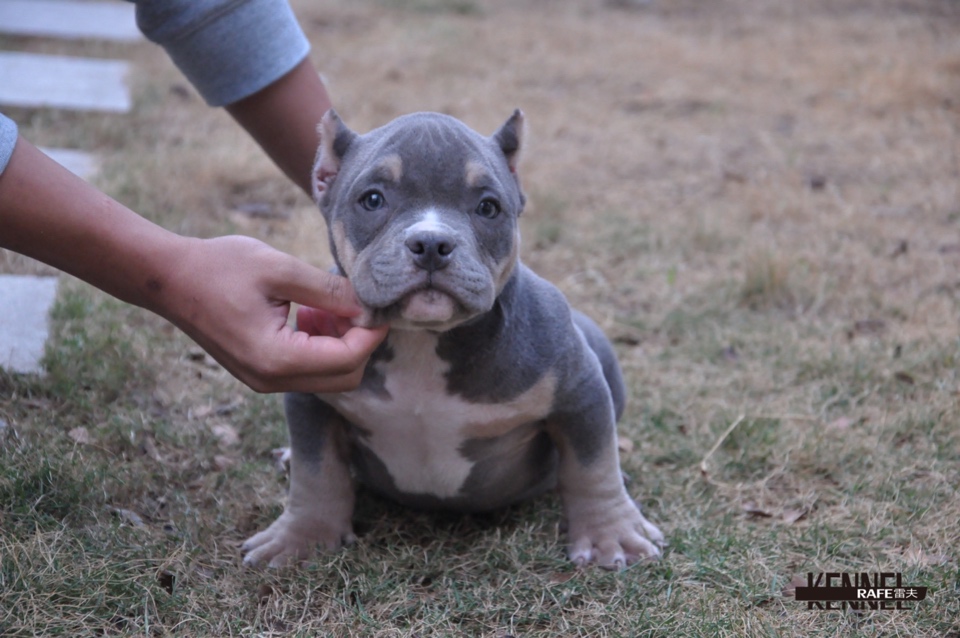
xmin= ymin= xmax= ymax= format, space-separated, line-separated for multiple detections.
xmin=0 ymin=137 xmax=386 ymax=392
xmin=133 ymin=0 xmax=327 ymax=196
xmin=225 ymin=59 xmax=333 ymax=196
xmin=0 ymin=137 xmax=189 ymax=316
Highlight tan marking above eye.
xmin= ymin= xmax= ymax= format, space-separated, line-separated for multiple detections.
xmin=378 ymin=154 xmax=404 ymax=183
xmin=465 ymin=160 xmax=489 ymax=189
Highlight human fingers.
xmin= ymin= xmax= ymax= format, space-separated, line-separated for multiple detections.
xmin=266 ymin=255 xmax=362 ymax=318
xmin=251 ymin=324 xmax=389 ymax=393
xmin=296 ymin=305 xmax=356 ymax=339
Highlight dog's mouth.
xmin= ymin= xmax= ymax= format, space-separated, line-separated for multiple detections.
xmin=399 ymin=288 xmax=457 ymax=324
xmin=352 ymin=282 xmax=467 ymax=330
xmin=350 ymin=257 xmax=497 ymax=330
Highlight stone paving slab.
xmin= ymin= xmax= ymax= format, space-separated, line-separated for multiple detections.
xmin=0 ymin=51 xmax=131 ymax=112
xmin=0 ymin=0 xmax=140 ymax=42
xmin=0 ymin=275 xmax=59 ymax=375
xmin=40 ymin=147 xmax=100 ymax=179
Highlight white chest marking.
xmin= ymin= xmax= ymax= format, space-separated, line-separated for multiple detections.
xmin=324 ymin=330 xmax=556 ymax=498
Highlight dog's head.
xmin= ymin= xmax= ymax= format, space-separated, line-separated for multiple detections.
xmin=312 ymin=110 xmax=526 ymax=331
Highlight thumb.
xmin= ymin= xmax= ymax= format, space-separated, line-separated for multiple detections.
xmin=267 ymin=254 xmax=362 ymax=318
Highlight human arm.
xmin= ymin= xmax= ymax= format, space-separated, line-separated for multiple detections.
xmin=134 ymin=0 xmax=330 ymax=196
xmin=0 ymin=1 xmax=387 ymax=391
xmin=0 ymin=135 xmax=387 ymax=393
xmin=224 ymin=58 xmax=331 ymax=196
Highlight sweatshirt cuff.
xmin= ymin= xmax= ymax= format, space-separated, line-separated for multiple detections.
xmin=135 ymin=0 xmax=311 ymax=107
xmin=0 ymin=113 xmax=18 ymax=177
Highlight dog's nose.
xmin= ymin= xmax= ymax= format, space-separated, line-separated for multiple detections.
xmin=405 ymin=232 xmax=456 ymax=272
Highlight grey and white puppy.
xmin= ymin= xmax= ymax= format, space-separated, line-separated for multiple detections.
xmin=242 ymin=110 xmax=664 ymax=570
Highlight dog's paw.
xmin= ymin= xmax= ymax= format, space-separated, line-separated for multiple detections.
xmin=565 ymin=499 xmax=664 ymax=570
xmin=241 ymin=512 xmax=355 ymax=568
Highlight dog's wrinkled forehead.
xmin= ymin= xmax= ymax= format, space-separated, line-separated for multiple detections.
xmin=313 ymin=110 xmax=525 ymax=215
xmin=374 ymin=113 xmax=490 ymax=169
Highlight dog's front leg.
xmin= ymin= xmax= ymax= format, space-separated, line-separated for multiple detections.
xmin=548 ymin=389 xmax=664 ymax=570
xmin=242 ymin=393 xmax=355 ymax=568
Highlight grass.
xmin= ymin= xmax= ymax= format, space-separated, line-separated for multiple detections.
xmin=2 ymin=0 xmax=960 ymax=635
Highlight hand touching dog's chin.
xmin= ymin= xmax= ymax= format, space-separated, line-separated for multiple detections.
xmin=400 ymin=289 xmax=457 ymax=325
xmin=348 ymin=305 xmax=379 ymax=329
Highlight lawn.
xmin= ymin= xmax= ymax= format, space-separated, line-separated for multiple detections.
xmin=1 ymin=0 xmax=959 ymax=635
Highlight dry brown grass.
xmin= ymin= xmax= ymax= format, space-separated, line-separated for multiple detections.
xmin=2 ymin=0 xmax=960 ymax=635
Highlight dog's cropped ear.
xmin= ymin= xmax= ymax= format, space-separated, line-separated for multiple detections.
xmin=492 ymin=109 xmax=525 ymax=175
xmin=312 ymin=109 xmax=358 ymax=203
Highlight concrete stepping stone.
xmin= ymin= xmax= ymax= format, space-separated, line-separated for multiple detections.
xmin=40 ymin=147 xmax=99 ymax=179
xmin=0 ymin=51 xmax=131 ymax=112
xmin=0 ymin=275 xmax=59 ymax=375
xmin=0 ymin=0 xmax=140 ymax=42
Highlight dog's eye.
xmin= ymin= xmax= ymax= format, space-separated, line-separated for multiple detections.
xmin=475 ymin=198 xmax=501 ymax=219
xmin=359 ymin=190 xmax=385 ymax=211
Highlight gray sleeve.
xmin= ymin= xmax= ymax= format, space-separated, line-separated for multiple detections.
xmin=133 ymin=0 xmax=311 ymax=107
xmin=0 ymin=113 xmax=17 ymax=176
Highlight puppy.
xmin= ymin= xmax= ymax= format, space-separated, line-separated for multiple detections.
xmin=242 ymin=110 xmax=664 ymax=570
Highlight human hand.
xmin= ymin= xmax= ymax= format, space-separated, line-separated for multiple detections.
xmin=165 ymin=235 xmax=388 ymax=393
xmin=0 ymin=138 xmax=385 ymax=394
